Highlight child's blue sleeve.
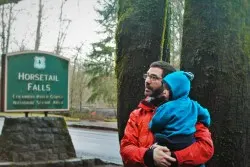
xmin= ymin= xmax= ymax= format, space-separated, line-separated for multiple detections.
xmin=149 ymin=103 xmax=171 ymax=133
xmin=196 ymin=102 xmax=211 ymax=127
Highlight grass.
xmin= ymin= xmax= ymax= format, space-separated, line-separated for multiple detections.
xmin=0 ymin=112 xmax=80 ymax=122
xmin=104 ymin=118 xmax=117 ymax=122
xmin=70 ymin=111 xmax=117 ymax=122
xmin=0 ymin=110 xmax=118 ymax=123
xmin=0 ymin=112 xmax=117 ymax=122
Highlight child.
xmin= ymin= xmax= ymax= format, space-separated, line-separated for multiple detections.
xmin=149 ymin=71 xmax=211 ymax=151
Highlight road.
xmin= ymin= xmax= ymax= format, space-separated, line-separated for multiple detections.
xmin=69 ymin=127 xmax=122 ymax=164
xmin=0 ymin=118 xmax=122 ymax=165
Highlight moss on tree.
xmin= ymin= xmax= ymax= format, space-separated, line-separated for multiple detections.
xmin=116 ymin=0 xmax=167 ymax=141
xmin=181 ymin=1 xmax=250 ymax=166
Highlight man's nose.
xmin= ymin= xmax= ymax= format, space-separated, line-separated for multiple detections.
xmin=145 ymin=77 xmax=151 ymax=84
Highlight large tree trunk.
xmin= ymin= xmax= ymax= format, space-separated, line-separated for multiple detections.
xmin=181 ymin=1 xmax=250 ymax=166
xmin=116 ymin=0 xmax=167 ymax=141
xmin=162 ymin=0 xmax=171 ymax=62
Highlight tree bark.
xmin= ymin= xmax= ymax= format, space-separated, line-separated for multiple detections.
xmin=70 ymin=55 xmax=78 ymax=108
xmin=116 ymin=0 xmax=167 ymax=141
xmin=34 ymin=0 xmax=42 ymax=51
xmin=162 ymin=0 xmax=171 ymax=62
xmin=1 ymin=3 xmax=15 ymax=54
xmin=55 ymin=0 xmax=71 ymax=55
xmin=1 ymin=5 xmax=6 ymax=53
xmin=5 ymin=3 xmax=14 ymax=53
xmin=181 ymin=1 xmax=250 ymax=166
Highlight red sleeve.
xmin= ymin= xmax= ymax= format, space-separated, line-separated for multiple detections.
xmin=174 ymin=122 xmax=214 ymax=166
xmin=120 ymin=110 xmax=148 ymax=167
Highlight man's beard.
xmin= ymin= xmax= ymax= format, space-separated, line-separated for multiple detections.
xmin=146 ymin=84 xmax=166 ymax=106
xmin=150 ymin=85 xmax=164 ymax=98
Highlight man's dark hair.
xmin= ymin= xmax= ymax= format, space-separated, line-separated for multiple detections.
xmin=150 ymin=61 xmax=176 ymax=77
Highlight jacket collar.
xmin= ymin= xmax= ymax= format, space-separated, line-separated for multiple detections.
xmin=138 ymin=97 xmax=156 ymax=112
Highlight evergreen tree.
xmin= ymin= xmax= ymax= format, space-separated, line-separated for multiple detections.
xmin=84 ymin=0 xmax=118 ymax=107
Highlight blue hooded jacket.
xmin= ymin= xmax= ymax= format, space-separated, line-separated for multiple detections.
xmin=149 ymin=71 xmax=210 ymax=148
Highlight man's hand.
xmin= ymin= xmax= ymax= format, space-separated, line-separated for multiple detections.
xmin=153 ymin=144 xmax=176 ymax=167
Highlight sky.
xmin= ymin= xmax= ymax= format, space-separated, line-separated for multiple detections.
xmin=7 ymin=0 xmax=102 ymax=58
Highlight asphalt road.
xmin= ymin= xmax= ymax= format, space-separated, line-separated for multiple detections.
xmin=0 ymin=117 xmax=122 ymax=165
xmin=69 ymin=127 xmax=122 ymax=164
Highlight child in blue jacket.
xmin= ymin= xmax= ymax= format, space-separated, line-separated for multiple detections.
xmin=149 ymin=71 xmax=211 ymax=151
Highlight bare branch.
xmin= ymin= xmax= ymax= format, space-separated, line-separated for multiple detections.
xmin=55 ymin=0 xmax=71 ymax=55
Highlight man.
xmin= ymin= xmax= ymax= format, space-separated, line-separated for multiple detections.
xmin=120 ymin=61 xmax=214 ymax=167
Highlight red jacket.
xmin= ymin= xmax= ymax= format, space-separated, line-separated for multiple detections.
xmin=120 ymin=98 xmax=214 ymax=167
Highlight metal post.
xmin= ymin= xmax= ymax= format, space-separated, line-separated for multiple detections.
xmin=25 ymin=112 xmax=29 ymax=117
xmin=1 ymin=54 xmax=6 ymax=112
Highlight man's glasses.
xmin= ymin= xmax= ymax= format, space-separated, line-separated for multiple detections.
xmin=143 ymin=74 xmax=162 ymax=81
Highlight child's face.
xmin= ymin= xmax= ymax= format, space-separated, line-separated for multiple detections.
xmin=162 ymin=84 xmax=170 ymax=100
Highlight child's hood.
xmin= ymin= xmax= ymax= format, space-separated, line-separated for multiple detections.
xmin=162 ymin=71 xmax=193 ymax=100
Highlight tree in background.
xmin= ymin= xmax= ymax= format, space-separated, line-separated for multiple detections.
xmin=116 ymin=0 xmax=168 ymax=141
xmin=12 ymin=33 xmax=28 ymax=51
xmin=75 ymin=60 xmax=89 ymax=112
xmin=34 ymin=0 xmax=43 ymax=51
xmin=1 ymin=4 xmax=6 ymax=53
xmin=55 ymin=0 xmax=71 ymax=55
xmin=68 ymin=44 xmax=95 ymax=113
xmin=0 ymin=2 xmax=15 ymax=54
xmin=70 ymin=43 xmax=84 ymax=107
xmin=161 ymin=0 xmax=185 ymax=67
xmin=181 ymin=1 xmax=250 ymax=166
xmin=4 ymin=2 xmax=14 ymax=53
xmin=169 ymin=0 xmax=184 ymax=68
xmin=84 ymin=0 xmax=118 ymax=108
